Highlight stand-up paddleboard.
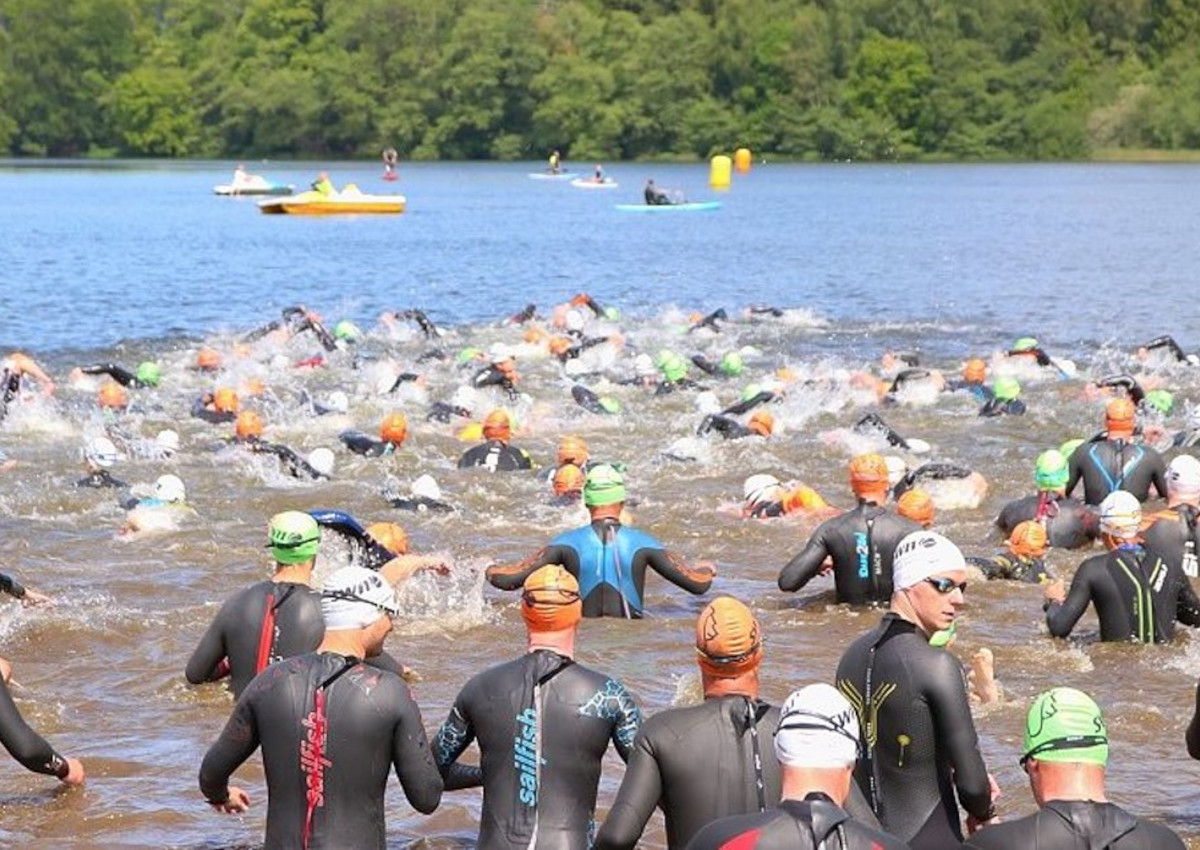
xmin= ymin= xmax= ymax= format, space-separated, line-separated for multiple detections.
xmin=571 ymin=178 xmax=619 ymax=189
xmin=615 ymin=201 xmax=722 ymax=213
xmin=529 ymin=171 xmax=579 ymax=180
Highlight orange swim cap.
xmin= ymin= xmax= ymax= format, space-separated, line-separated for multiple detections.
xmin=695 ymin=596 xmax=763 ymax=678
xmin=557 ymin=436 xmax=589 ymax=467
xmin=1106 ymin=397 xmax=1136 ymax=436
xmin=548 ymin=336 xmax=572 ymax=357
xmin=896 ymin=489 xmax=935 ymax=527
xmin=523 ymin=327 xmax=549 ymax=345
xmin=553 ymin=464 xmax=585 ymax=497
xmin=235 ymin=410 xmax=264 ymax=440
xmin=522 ymin=565 xmax=582 ymax=632
xmin=366 ymin=521 xmax=409 ymax=556
xmin=241 ymin=376 xmax=266 ymax=397
xmin=849 ymin=453 xmax=890 ymax=496
xmin=748 ymin=410 xmax=774 ymax=437
xmin=197 ymin=348 xmax=221 ymax=371
xmin=97 ymin=381 xmax=129 ymax=410
xmin=483 ymin=409 xmax=511 ymax=442
xmin=380 ymin=412 xmax=408 ymax=446
xmin=1010 ymin=520 xmax=1048 ymax=559
xmin=781 ymin=485 xmax=828 ymax=514
xmin=963 ymin=358 xmax=987 ymax=384
xmin=213 ymin=387 xmax=240 ymax=413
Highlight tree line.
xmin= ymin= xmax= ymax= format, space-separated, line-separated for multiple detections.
xmin=2 ymin=0 xmax=1199 ymax=161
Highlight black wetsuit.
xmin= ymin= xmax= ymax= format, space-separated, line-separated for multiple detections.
xmin=1065 ymin=438 xmax=1167 ymax=504
xmin=380 ymin=372 xmax=422 ymax=394
xmin=80 ymin=363 xmax=149 ymax=388
xmin=966 ymin=554 xmax=1050 ymax=583
xmin=433 ymin=649 xmax=640 ymax=850
xmin=654 ymin=377 xmax=706 ymax=396
xmin=1045 ymin=544 xmax=1200 ymax=642
xmin=1006 ymin=346 xmax=1053 ymax=367
xmin=472 ymin=365 xmax=519 ymax=400
xmin=891 ymin=463 xmax=971 ymax=500
xmin=339 ymin=430 xmax=395 ymax=457
xmin=854 ymin=414 xmax=913 ymax=451
xmin=1095 ymin=374 xmax=1146 ymax=405
xmin=1142 ymin=504 xmax=1200 ymax=578
xmin=0 ymin=677 xmax=71 ymax=780
xmin=688 ymin=309 xmax=727 ymax=334
xmin=457 ymin=440 xmax=533 ymax=471
xmin=0 ymin=572 xmax=29 ymax=601
xmin=721 ymin=391 xmax=775 ymax=416
xmin=779 ymin=502 xmax=922 ymax=605
xmin=995 ymin=492 xmax=1098 ymax=549
xmin=944 ymin=379 xmax=991 ymax=403
xmin=509 ymin=304 xmax=537 ymax=324
xmin=962 ymin=800 xmax=1185 ymax=849
xmin=200 ymin=652 xmax=442 ymax=848
xmin=978 ymin=397 xmax=1026 ymax=417
xmin=488 ymin=519 xmax=712 ymax=618
xmin=645 ymin=184 xmax=670 ymax=205
xmin=1143 ymin=334 xmax=1195 ymax=365
xmin=397 ymin=308 xmax=439 ymax=339
xmin=836 ymin=614 xmax=993 ymax=850
xmin=427 ymin=401 xmax=472 ymax=423
xmin=76 ymin=470 xmax=126 ymax=488
xmin=887 ymin=368 xmax=936 ymax=395
xmin=572 ymin=384 xmax=615 ymax=414
xmin=387 ymin=495 xmax=455 ymax=513
xmin=191 ymin=398 xmax=237 ymax=425
xmin=691 ymin=355 xmax=722 ymax=375
xmin=251 ymin=441 xmax=328 ymax=479
xmin=697 ymin=414 xmax=754 ymax=440
xmin=686 ymin=794 xmax=909 ymax=850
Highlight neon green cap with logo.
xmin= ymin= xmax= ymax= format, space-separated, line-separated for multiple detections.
xmin=1022 ymin=687 xmax=1108 ymax=767
xmin=584 ymin=463 xmax=626 ymax=507
xmin=267 ymin=511 xmax=321 ymax=564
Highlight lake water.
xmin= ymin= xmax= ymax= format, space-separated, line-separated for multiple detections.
xmin=1 ymin=161 xmax=1200 ymax=847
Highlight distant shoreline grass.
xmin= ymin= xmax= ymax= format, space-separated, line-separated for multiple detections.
xmin=1090 ymin=148 xmax=1200 ymax=162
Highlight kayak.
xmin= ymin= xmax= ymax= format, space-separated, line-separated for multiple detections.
xmin=258 ymin=189 xmax=405 ymax=215
xmin=214 ymin=182 xmax=294 ymax=196
xmin=529 ymin=172 xmax=579 ymax=181
xmin=571 ymin=178 xmax=619 ymax=190
xmin=614 ymin=201 xmax=722 ymax=213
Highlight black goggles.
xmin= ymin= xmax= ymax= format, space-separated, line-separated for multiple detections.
xmin=925 ymin=576 xmax=968 ymax=594
xmin=266 ymin=535 xmax=319 ymax=550
xmin=697 ymin=639 xmax=762 ymax=666
xmin=322 ymin=589 xmax=399 ymax=617
xmin=1019 ymin=734 xmax=1107 ymax=768
xmin=776 ymin=710 xmax=862 ymax=758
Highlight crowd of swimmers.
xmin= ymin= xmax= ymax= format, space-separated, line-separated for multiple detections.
xmin=3 ymin=307 xmax=1200 ymax=849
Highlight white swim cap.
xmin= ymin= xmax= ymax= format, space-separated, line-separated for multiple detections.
xmin=85 ymin=436 xmax=121 ymax=469
xmin=322 ymin=566 xmax=399 ymax=630
xmin=893 ymin=531 xmax=966 ymax=590
xmin=1099 ymin=490 xmax=1141 ymax=539
xmin=325 ymin=391 xmax=349 ymax=414
xmin=489 ymin=343 xmax=513 ymax=363
xmin=411 ymin=473 xmax=442 ymax=502
xmin=565 ymin=309 xmax=585 ymax=333
xmin=743 ymin=473 xmax=782 ymax=505
xmin=634 ymin=353 xmax=656 ymax=378
xmin=155 ymin=429 xmax=180 ymax=455
xmin=451 ymin=385 xmax=481 ymax=413
xmin=307 ymin=447 xmax=335 ymax=477
xmin=775 ymin=683 xmax=861 ymax=769
xmin=885 ymin=455 xmax=908 ymax=487
xmin=154 ymin=474 xmax=186 ymax=504
xmin=1167 ymin=455 xmax=1200 ymax=500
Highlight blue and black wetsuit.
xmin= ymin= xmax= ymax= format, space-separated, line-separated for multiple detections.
xmin=487 ymin=519 xmax=713 ymax=618
xmin=432 ymin=649 xmax=641 ymax=850
xmin=1065 ymin=438 xmax=1167 ymax=504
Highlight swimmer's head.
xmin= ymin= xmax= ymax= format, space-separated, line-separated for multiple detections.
xmin=633 ymin=353 xmax=656 ymax=378
xmin=696 ymin=596 xmax=763 ymax=679
xmin=1098 ymin=490 xmax=1140 ymax=542
xmin=1010 ymin=520 xmax=1048 ymax=559
xmin=1012 ymin=337 xmax=1039 ymax=353
xmin=213 ymin=387 xmax=239 ymax=414
xmin=992 ymin=376 xmax=1021 ymax=403
xmin=1143 ymin=389 xmax=1173 ymax=417
xmin=1022 ymin=687 xmax=1108 ymax=769
xmin=748 ymin=410 xmax=774 ymax=437
xmin=521 ymin=565 xmax=581 ymax=633
xmin=98 ymin=381 xmax=129 ymax=410
xmin=553 ymin=464 xmax=585 ymax=498
xmin=411 ymin=473 xmax=442 ymax=502
xmin=897 ymin=489 xmax=935 ymax=528
xmin=196 ymin=348 xmax=222 ymax=371
xmin=482 ymin=408 xmax=512 ymax=442
xmin=268 ymin=511 xmax=321 ymax=565
xmin=557 ymin=436 xmax=589 ymax=467
xmin=333 ymin=320 xmax=362 ymax=343
xmin=848 ymin=453 xmax=889 ymax=501
xmin=85 ymin=436 xmax=121 ymax=469
xmin=307 ymin=447 xmax=335 ymax=478
xmin=963 ymin=358 xmax=987 ymax=384
xmin=366 ymin=521 xmax=408 ymax=556
xmin=155 ymin=429 xmax=180 ymax=457
xmin=892 ymin=530 xmax=966 ymax=591
xmin=1167 ymin=455 xmax=1200 ymax=503
xmin=743 ymin=473 xmax=782 ymax=507
xmin=654 ymin=350 xmax=688 ymax=383
xmin=719 ymin=351 xmax=744 ymax=377
xmin=380 ymin=412 xmax=408 ymax=447
xmin=548 ymin=336 xmax=572 ymax=357
xmin=1035 ymin=449 xmax=1069 ymax=492
xmin=136 ymin=361 xmax=161 ymax=387
xmin=153 ymin=474 xmax=186 ymax=504
xmin=235 ymin=410 xmax=264 ymax=440
xmin=775 ymin=683 xmax=861 ymax=770
xmin=324 ymin=391 xmax=349 ymax=414
xmin=322 ymin=566 xmax=399 ymax=634
xmin=583 ymin=463 xmax=626 ymax=508
xmin=1105 ymin=397 xmax=1136 ymax=438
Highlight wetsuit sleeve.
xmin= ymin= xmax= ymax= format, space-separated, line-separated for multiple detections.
xmin=485 ymin=545 xmax=566 ymax=591
xmin=391 ymin=684 xmax=443 ymax=813
xmin=642 ymin=549 xmax=713 ymax=594
xmin=199 ymin=686 xmax=261 ymax=803
xmin=778 ymin=521 xmax=832 ymax=592
xmin=185 ymin=602 xmax=230 ymax=684
xmin=0 ymin=678 xmax=69 ymax=778
xmin=1151 ymin=455 xmax=1169 ymax=500
xmin=1187 ymin=680 xmax=1200 ymax=760
xmin=607 ymin=681 xmax=643 ymax=762
xmin=926 ymin=653 xmax=993 ymax=821
xmin=721 ymin=391 xmax=773 ymax=416
xmin=81 ymin=363 xmax=136 ymax=386
xmin=595 ymin=731 xmax=661 ymax=850
xmin=431 ymin=703 xmax=483 ymax=790
xmin=1045 ymin=565 xmax=1096 ymax=638
xmin=0 ymin=572 xmax=27 ymax=600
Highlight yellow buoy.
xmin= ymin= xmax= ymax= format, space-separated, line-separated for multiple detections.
xmin=734 ymin=147 xmax=752 ymax=173
xmin=710 ymin=155 xmax=732 ymax=190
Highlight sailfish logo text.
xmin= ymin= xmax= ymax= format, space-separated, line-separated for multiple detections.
xmin=300 ymin=705 xmax=332 ymax=812
xmin=514 ymin=707 xmax=543 ymax=806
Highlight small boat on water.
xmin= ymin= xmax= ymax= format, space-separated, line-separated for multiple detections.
xmin=529 ymin=171 xmax=579 ymax=181
xmin=571 ymin=177 xmax=619 ymax=190
xmin=214 ymin=180 xmax=294 ymax=196
xmin=615 ymin=201 xmax=722 ymax=213
xmin=258 ymin=187 xmax=405 ymax=215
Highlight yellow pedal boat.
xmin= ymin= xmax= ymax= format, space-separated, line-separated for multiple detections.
xmin=259 ymin=186 xmax=405 ymax=215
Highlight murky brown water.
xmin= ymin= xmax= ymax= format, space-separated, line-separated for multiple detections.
xmin=3 ymin=315 xmax=1200 ymax=847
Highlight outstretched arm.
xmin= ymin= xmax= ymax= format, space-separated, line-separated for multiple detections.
xmin=643 ymin=548 xmax=715 ymax=594
xmin=486 ymin=546 xmax=562 ymax=591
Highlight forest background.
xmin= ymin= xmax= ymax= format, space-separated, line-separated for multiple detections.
xmin=3 ymin=0 xmax=1200 ymax=161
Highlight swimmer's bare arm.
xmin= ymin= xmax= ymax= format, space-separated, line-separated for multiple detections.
xmin=199 ymin=688 xmax=260 ymax=811
xmin=379 ymin=555 xmax=450 ymax=585
xmin=391 ymin=684 xmax=443 ymax=813
xmin=10 ymin=353 xmax=54 ymax=396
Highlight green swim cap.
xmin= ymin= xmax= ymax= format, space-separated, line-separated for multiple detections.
xmin=741 ymin=383 xmax=762 ymax=402
xmin=1035 ymin=449 xmax=1069 ymax=491
xmin=604 ymin=306 xmax=621 ymax=321
xmin=136 ymin=361 xmax=161 ymax=387
xmin=334 ymin=320 xmax=362 ymax=342
xmin=1022 ymin=687 xmax=1108 ymax=767
xmin=456 ymin=347 xmax=482 ymax=365
xmin=719 ymin=352 xmax=744 ymax=377
xmin=1144 ymin=389 xmax=1174 ymax=416
xmin=268 ymin=511 xmax=321 ymax=564
xmin=1013 ymin=337 xmax=1039 ymax=353
xmin=655 ymin=350 xmax=687 ymax=383
xmin=584 ymin=463 xmax=626 ymax=507
xmin=993 ymin=376 xmax=1021 ymax=402
xmin=598 ymin=396 xmax=621 ymax=414
xmin=1059 ymin=438 xmax=1085 ymax=460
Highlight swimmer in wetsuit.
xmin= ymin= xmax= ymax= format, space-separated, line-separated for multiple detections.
xmin=472 ymin=350 xmax=520 ymax=400
xmin=0 ymin=352 xmax=55 ymax=421
xmin=836 ymin=532 xmax=997 ymax=849
xmin=76 ymin=360 xmax=161 ymax=389
xmin=1066 ymin=398 xmax=1167 ymax=504
xmin=978 ymin=375 xmax=1026 ymax=416
xmin=944 ymin=358 xmax=991 ymax=403
xmin=968 ymin=520 xmax=1052 ymax=583
xmin=1138 ymin=334 xmax=1199 ymax=366
xmin=996 ymin=449 xmax=1099 ymax=549
xmin=742 ymin=473 xmax=829 ymax=519
xmin=487 ymin=464 xmax=714 ymax=618
xmin=691 ymin=351 xmax=743 ymax=378
xmin=697 ymin=409 xmax=774 ymax=440
xmin=76 ymin=436 xmax=127 ymax=488
xmin=433 ymin=566 xmax=641 ymax=850
xmin=653 ymin=349 xmax=706 ymax=395
xmin=0 ymin=675 xmax=85 ymax=787
xmin=966 ymin=688 xmax=1185 ymax=850
xmin=191 ymin=387 xmax=240 ymax=425
xmin=853 ymin=413 xmax=915 ymax=451
xmin=200 ymin=566 xmax=442 ymax=847
xmin=384 ymin=474 xmax=455 ymax=513
xmin=340 ymin=411 xmax=409 ymax=458
xmin=1043 ymin=491 xmax=1200 ymax=643
xmin=1141 ymin=455 xmax=1200 ymax=578
xmin=571 ymin=384 xmax=620 ymax=415
xmin=686 ymin=684 xmax=908 ymax=850
xmin=779 ymin=453 xmax=922 ymax=605
xmin=457 ymin=409 xmax=533 ymax=471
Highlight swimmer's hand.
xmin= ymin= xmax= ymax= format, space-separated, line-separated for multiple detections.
xmin=818 ymin=555 xmax=834 ymax=576
xmin=209 ymin=787 xmax=250 ymax=814
xmin=0 ymin=657 xmax=11 ymax=684
xmin=1043 ymin=579 xmax=1067 ymax=606
xmin=61 ymin=758 xmax=86 ymax=787
xmin=20 ymin=589 xmax=53 ymax=607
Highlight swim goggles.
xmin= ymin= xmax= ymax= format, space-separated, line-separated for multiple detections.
xmin=775 ymin=708 xmax=862 ymax=758
xmin=925 ymin=577 xmax=968 ymax=594
xmin=1019 ymin=734 xmax=1108 ymax=769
